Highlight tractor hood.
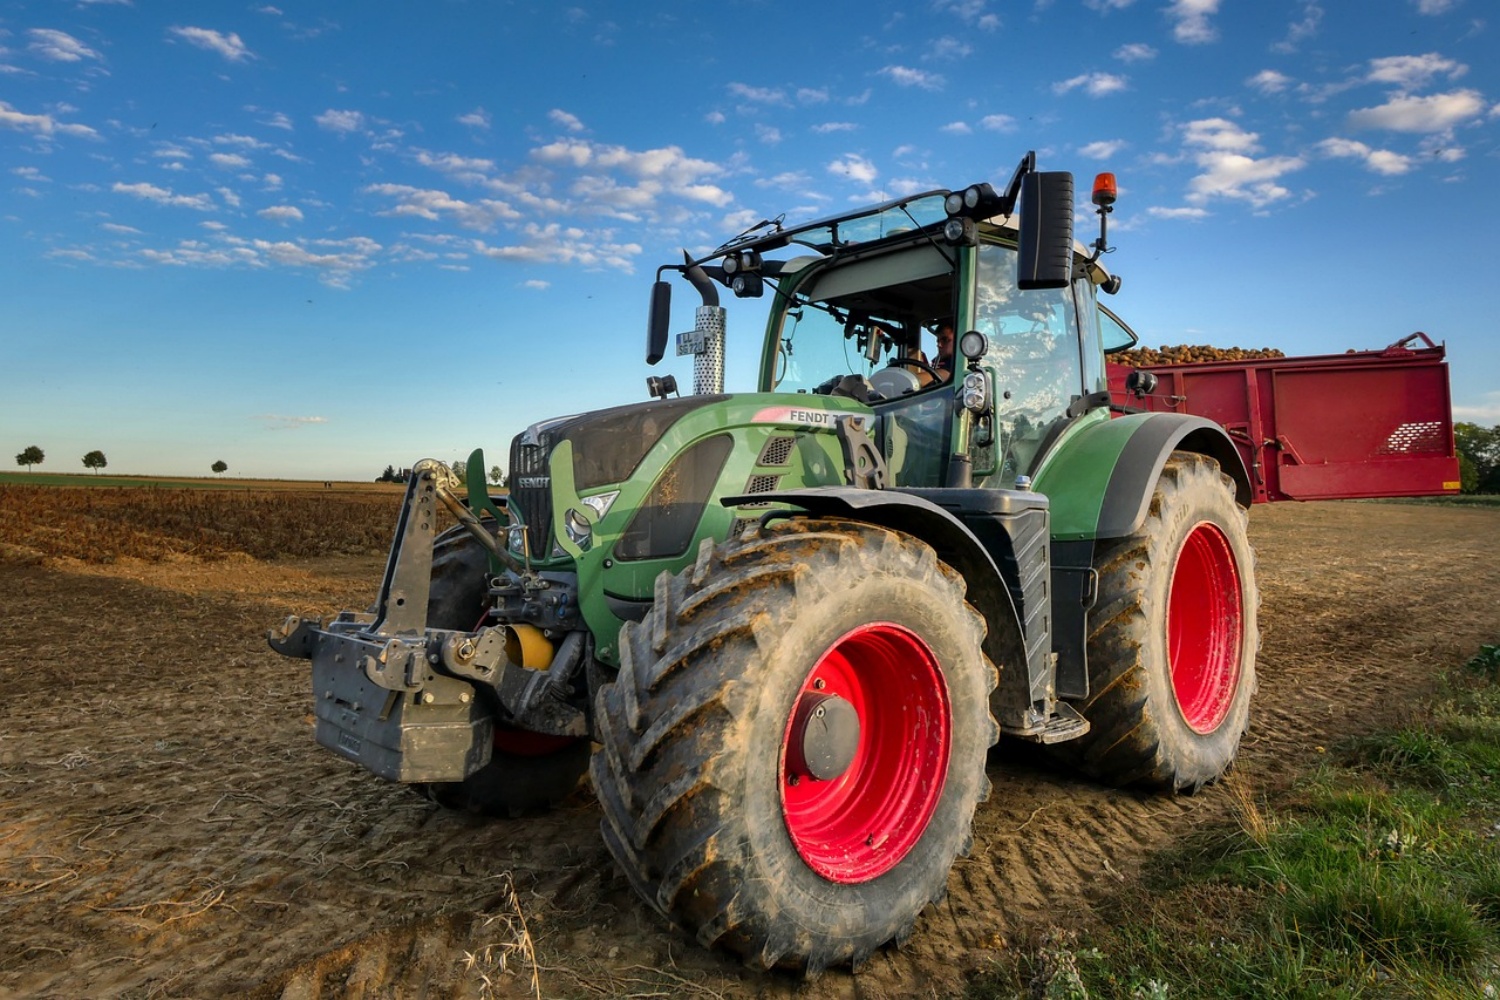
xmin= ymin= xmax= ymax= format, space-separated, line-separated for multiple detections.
xmin=508 ymin=394 xmax=729 ymax=558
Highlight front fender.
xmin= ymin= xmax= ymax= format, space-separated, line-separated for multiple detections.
xmin=1034 ymin=412 xmax=1251 ymax=542
xmin=720 ymin=486 xmax=1046 ymax=731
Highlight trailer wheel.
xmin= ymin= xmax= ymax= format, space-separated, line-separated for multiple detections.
xmin=590 ymin=519 xmax=997 ymax=973
xmin=1056 ymin=451 xmax=1258 ymax=791
xmin=419 ymin=525 xmax=588 ymax=816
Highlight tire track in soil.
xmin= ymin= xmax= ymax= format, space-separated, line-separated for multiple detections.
xmin=1 ymin=502 xmax=1495 ymax=1000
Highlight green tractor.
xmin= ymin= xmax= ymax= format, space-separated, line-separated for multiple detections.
xmin=270 ymin=152 xmax=1257 ymax=973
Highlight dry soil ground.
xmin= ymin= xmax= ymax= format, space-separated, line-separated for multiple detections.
xmin=2 ymin=500 xmax=1497 ymax=999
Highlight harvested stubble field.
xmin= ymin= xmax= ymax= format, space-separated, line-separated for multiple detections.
xmin=1 ymin=482 xmax=1497 ymax=999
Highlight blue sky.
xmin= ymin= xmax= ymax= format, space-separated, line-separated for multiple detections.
xmin=2 ymin=0 xmax=1496 ymax=481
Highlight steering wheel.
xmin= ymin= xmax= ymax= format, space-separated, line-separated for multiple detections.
xmin=885 ymin=356 xmax=941 ymax=380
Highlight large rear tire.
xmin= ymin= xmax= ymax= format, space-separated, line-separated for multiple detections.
xmin=1056 ymin=451 xmax=1258 ymax=791
xmin=590 ymin=519 xmax=998 ymax=972
xmin=420 ymin=524 xmax=589 ymax=816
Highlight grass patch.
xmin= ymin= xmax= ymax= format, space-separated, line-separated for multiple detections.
xmin=968 ymin=646 xmax=1500 ymax=1000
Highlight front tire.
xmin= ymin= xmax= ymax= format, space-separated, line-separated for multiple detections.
xmin=1057 ymin=451 xmax=1258 ymax=791
xmin=419 ymin=524 xmax=589 ymax=816
xmin=590 ymin=519 xmax=998 ymax=972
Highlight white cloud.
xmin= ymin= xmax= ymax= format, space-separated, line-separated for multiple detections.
xmin=1166 ymin=0 xmax=1220 ymax=44
xmin=1272 ymin=2 xmax=1322 ymax=53
xmin=262 ymin=173 xmax=283 ymax=190
xmin=217 ymin=187 xmax=240 ymax=208
xmin=258 ymin=204 xmax=304 ymax=223
xmin=1113 ymin=42 xmax=1156 ymax=62
xmin=1247 ymin=70 xmax=1292 ymax=95
xmin=827 ymin=154 xmax=878 ymax=184
xmin=27 ymin=29 xmax=102 ymax=62
xmin=1315 ymin=137 xmax=1414 ymax=175
xmin=755 ymin=124 xmax=783 ymax=145
xmin=549 ymin=108 xmax=585 ymax=132
xmin=1083 ymin=0 xmax=1135 ymax=9
xmin=812 ymin=121 xmax=858 ymax=134
xmin=1453 ymin=393 xmax=1500 ymax=422
xmin=1181 ymin=119 xmax=1304 ymax=207
xmin=728 ymin=82 xmax=787 ymax=105
xmin=261 ymin=111 xmax=293 ymax=130
xmin=522 ymin=279 xmax=549 ymax=290
xmin=879 ymin=66 xmax=945 ymax=90
xmin=458 ymin=107 xmax=491 ymax=129
xmin=315 ymin=109 xmax=364 ymax=133
xmin=365 ymin=183 xmax=521 ymax=230
xmin=1348 ymin=89 xmax=1486 ymax=132
xmin=469 ymin=223 xmax=641 ymax=272
xmin=797 ymin=87 xmax=830 ymax=104
xmin=704 ymin=111 xmax=726 ymax=125
xmin=1078 ymin=139 xmax=1126 ymax=159
xmin=934 ymin=0 xmax=999 ymax=30
xmin=1413 ymin=0 xmax=1459 ymax=13
xmin=0 ymin=100 xmax=98 ymax=138
xmin=1182 ymin=117 xmax=1260 ymax=152
xmin=1053 ymin=72 xmax=1128 ymax=97
xmin=100 ymin=222 xmax=140 ymax=234
xmin=928 ymin=37 xmax=973 ymax=60
xmin=980 ymin=114 xmax=1016 ymax=131
xmin=941 ymin=122 xmax=972 ymax=135
xmin=209 ymin=152 xmax=250 ymax=169
xmin=168 ymin=26 xmax=253 ymax=61
xmin=1147 ymin=206 xmax=1210 ymax=220
xmin=1366 ymin=53 xmax=1466 ymax=90
xmin=112 ymin=181 xmax=214 ymax=210
xmin=255 ymin=415 xmax=328 ymax=429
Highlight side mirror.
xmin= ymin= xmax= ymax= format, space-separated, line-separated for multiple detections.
xmin=1017 ymin=171 xmax=1074 ymax=290
xmin=646 ymin=280 xmax=671 ymax=365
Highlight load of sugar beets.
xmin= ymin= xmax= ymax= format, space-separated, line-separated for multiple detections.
xmin=269 ymin=154 xmax=1263 ymax=974
xmin=1115 ymin=344 xmax=1285 ymax=366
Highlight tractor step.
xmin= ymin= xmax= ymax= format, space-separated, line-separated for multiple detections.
xmin=1002 ymin=701 xmax=1090 ymax=745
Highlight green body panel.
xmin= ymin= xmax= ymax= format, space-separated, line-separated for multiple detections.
xmin=546 ymin=392 xmax=870 ymax=664
xmin=1029 ymin=410 xmax=1146 ymax=541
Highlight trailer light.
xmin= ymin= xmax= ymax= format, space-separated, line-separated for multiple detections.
xmin=944 ymin=191 xmax=966 ymax=215
xmin=721 ymin=253 xmax=739 ymax=275
xmin=580 ymin=490 xmax=619 ymax=520
xmin=961 ymin=371 xmax=988 ymax=413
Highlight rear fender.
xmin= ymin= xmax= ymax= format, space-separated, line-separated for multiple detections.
xmin=1032 ymin=411 xmax=1250 ymax=701
xmin=719 ymin=486 xmax=1045 ymax=732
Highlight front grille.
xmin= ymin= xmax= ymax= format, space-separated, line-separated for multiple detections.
xmin=508 ymin=439 xmax=552 ymax=557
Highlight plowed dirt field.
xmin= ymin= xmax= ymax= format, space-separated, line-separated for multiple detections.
xmin=2 ymin=498 xmax=1496 ymax=999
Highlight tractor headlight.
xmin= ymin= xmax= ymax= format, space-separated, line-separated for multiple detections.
xmin=580 ymin=490 xmax=619 ymax=519
xmin=961 ymin=371 xmax=989 ymax=413
xmin=507 ymin=524 xmax=526 ymax=554
xmin=563 ymin=508 xmax=592 ymax=551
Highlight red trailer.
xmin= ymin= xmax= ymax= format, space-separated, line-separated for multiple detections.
xmin=1107 ymin=333 xmax=1462 ymax=504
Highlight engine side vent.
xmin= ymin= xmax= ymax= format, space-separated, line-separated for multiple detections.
xmin=745 ymin=474 xmax=781 ymax=494
xmin=757 ymin=436 xmax=795 ymax=467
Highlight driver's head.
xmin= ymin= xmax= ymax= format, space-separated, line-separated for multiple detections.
xmin=934 ymin=322 xmax=955 ymax=360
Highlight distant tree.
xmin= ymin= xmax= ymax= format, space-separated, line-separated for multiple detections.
xmin=211 ymin=460 xmax=228 ymax=476
xmin=451 ymin=457 xmax=468 ymax=487
xmin=1454 ymin=422 xmax=1500 ymax=493
xmin=82 ymin=450 xmax=108 ymax=474
xmin=377 ymin=464 xmax=398 ymax=482
xmin=488 ymin=464 xmax=506 ymax=487
xmin=16 ymin=445 xmax=44 ymax=471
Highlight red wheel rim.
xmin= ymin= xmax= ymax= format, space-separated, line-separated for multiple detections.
xmin=779 ymin=622 xmax=950 ymax=884
xmin=1167 ymin=521 xmax=1244 ymax=734
xmin=492 ymin=728 xmax=578 ymax=756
